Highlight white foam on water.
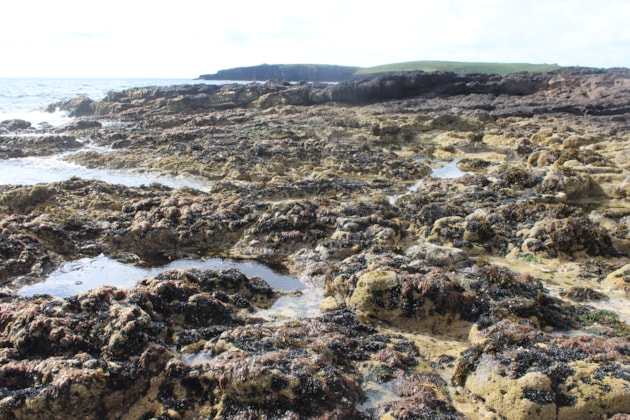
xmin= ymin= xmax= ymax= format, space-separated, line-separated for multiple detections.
xmin=0 ymin=109 xmax=73 ymax=128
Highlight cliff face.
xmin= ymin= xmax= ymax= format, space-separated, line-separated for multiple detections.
xmin=198 ymin=64 xmax=360 ymax=82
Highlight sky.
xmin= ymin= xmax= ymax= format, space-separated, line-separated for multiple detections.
xmin=1 ymin=0 xmax=628 ymax=78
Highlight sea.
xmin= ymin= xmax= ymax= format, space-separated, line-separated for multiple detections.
xmin=0 ymin=77 xmax=234 ymax=190
xmin=0 ymin=77 xmax=231 ymax=127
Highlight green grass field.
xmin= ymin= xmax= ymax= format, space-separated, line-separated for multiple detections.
xmin=355 ymin=60 xmax=561 ymax=76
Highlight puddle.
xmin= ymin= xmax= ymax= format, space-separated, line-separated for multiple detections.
xmin=389 ymin=158 xmax=470 ymax=203
xmin=256 ymin=286 xmax=325 ymax=321
xmin=18 ymin=254 xmax=302 ymax=298
xmin=182 ymin=351 xmax=213 ymax=366
xmin=428 ymin=159 xmax=471 ymax=179
xmin=356 ymin=381 xmax=397 ymax=413
xmin=580 ymin=297 xmax=630 ymax=324
xmin=0 ymin=152 xmax=212 ymax=191
xmin=409 ymin=159 xmax=471 ymax=192
xmin=542 ymin=283 xmax=630 ymax=325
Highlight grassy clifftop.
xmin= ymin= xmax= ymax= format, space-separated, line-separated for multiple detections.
xmin=357 ymin=60 xmax=561 ymax=76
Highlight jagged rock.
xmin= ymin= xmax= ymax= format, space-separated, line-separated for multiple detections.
xmin=0 ymin=230 xmax=57 ymax=284
xmin=0 ymin=119 xmax=31 ymax=131
xmin=46 ymin=95 xmax=95 ymax=117
xmin=0 ymin=268 xmax=278 ymax=418
xmin=0 ymin=134 xmax=82 ymax=157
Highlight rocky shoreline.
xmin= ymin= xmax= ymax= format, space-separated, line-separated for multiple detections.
xmin=1 ymin=68 xmax=629 ymax=419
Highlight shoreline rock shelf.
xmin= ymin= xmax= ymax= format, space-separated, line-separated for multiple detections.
xmin=0 ymin=68 xmax=629 ymax=419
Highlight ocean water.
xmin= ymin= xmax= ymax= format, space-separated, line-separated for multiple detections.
xmin=0 ymin=77 xmax=231 ymax=127
xmin=0 ymin=78 xmax=231 ymax=189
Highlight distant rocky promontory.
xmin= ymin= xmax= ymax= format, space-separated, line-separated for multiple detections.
xmin=198 ymin=63 xmax=360 ymax=82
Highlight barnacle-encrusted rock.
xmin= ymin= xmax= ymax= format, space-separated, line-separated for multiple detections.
xmin=454 ymin=320 xmax=630 ymax=420
xmin=0 ymin=229 xmax=57 ymax=284
xmin=0 ymin=268 xmax=276 ymax=418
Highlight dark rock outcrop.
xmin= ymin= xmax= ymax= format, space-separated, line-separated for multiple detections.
xmin=0 ymin=119 xmax=31 ymax=132
xmin=45 ymin=95 xmax=95 ymax=117
xmin=198 ymin=63 xmax=360 ymax=82
xmin=0 ymin=134 xmax=82 ymax=158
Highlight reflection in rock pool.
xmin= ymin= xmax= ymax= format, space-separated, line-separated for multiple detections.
xmin=18 ymin=254 xmax=302 ymax=297
xmin=428 ymin=159 xmax=471 ymax=179
xmin=389 ymin=159 xmax=470 ymax=204
xmin=256 ymin=286 xmax=324 ymax=321
xmin=17 ymin=254 xmax=324 ymax=322
xmin=181 ymin=351 xmax=214 ymax=366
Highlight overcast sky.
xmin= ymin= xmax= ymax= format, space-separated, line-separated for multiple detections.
xmin=1 ymin=0 xmax=628 ymax=78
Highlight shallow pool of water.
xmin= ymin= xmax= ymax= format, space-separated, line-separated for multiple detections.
xmin=181 ymin=351 xmax=214 ymax=366
xmin=545 ymin=283 xmax=630 ymax=325
xmin=356 ymin=381 xmax=398 ymax=414
xmin=18 ymin=254 xmax=302 ymax=298
xmin=388 ymin=158 xmax=470 ymax=203
xmin=0 ymin=153 xmax=212 ymax=191
xmin=256 ymin=286 xmax=325 ymax=321
xmin=429 ymin=159 xmax=471 ymax=179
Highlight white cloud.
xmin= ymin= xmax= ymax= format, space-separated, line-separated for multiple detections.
xmin=0 ymin=0 xmax=627 ymax=77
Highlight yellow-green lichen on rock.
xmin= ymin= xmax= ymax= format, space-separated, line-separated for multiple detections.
xmin=348 ymin=269 xmax=399 ymax=319
xmin=558 ymin=361 xmax=630 ymax=420
xmin=464 ymin=353 xmax=557 ymax=420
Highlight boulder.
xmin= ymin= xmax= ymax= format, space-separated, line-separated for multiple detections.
xmin=0 ymin=119 xmax=31 ymax=131
xmin=406 ymin=242 xmax=471 ymax=269
xmin=46 ymin=95 xmax=95 ymax=117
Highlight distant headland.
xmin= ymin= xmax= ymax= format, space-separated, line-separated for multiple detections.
xmin=198 ymin=64 xmax=359 ymax=82
xmin=198 ymin=61 xmax=563 ymax=82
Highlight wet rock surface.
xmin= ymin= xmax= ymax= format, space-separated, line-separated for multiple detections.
xmin=0 ymin=68 xmax=629 ymax=418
